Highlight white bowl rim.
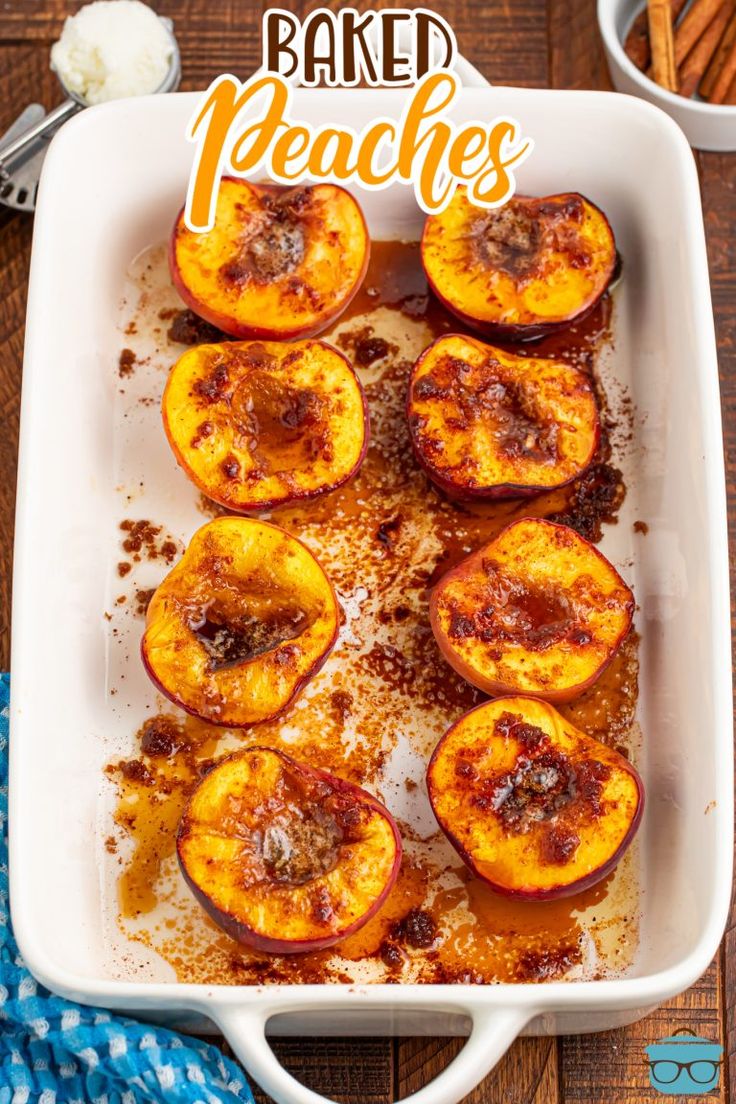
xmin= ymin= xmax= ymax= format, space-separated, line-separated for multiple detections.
xmin=598 ymin=0 xmax=736 ymax=116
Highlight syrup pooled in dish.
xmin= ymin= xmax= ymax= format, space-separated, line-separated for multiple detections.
xmin=106 ymin=237 xmax=640 ymax=986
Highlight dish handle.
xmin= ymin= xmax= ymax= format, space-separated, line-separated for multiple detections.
xmin=213 ymin=1002 xmax=531 ymax=1104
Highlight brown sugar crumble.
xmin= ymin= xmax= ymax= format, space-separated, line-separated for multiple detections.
xmin=134 ymin=587 xmax=156 ymax=617
xmin=330 ymin=690 xmax=353 ymax=721
xmin=379 ymin=940 xmax=406 ymax=969
xmin=120 ymin=520 xmax=179 ymax=564
xmin=549 ymin=462 xmax=624 ymax=543
xmin=515 ymin=943 xmax=583 ymax=981
xmin=392 ymin=908 xmax=437 ymax=949
xmin=118 ymin=348 xmax=137 ymax=377
xmin=168 ymin=309 xmax=228 ymax=346
xmin=338 ymin=324 xmax=398 ymax=367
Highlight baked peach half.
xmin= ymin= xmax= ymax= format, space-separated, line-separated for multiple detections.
xmin=177 ymin=746 xmax=402 ymax=952
xmin=427 ymin=696 xmax=643 ymax=900
xmin=170 ymin=179 xmax=369 ymax=340
xmin=162 ymin=339 xmax=369 ymax=512
xmin=407 ymin=334 xmax=599 ymax=499
xmin=430 ymin=518 xmax=633 ymax=703
xmin=141 ymin=517 xmax=338 ymax=727
xmin=421 ymin=190 xmax=616 ymax=340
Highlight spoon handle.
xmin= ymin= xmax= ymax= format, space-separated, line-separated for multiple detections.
xmin=0 ymin=98 xmax=80 ymax=178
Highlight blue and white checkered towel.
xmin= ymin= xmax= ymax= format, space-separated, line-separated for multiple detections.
xmin=0 ymin=675 xmax=255 ymax=1103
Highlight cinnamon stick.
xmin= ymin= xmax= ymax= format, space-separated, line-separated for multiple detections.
xmin=625 ymin=0 xmax=687 ymax=69
xmin=648 ymin=0 xmax=679 ymax=90
xmin=723 ymin=65 xmax=736 ymax=99
xmin=700 ymin=6 xmax=736 ymax=95
xmin=679 ymin=0 xmax=734 ymax=96
xmin=674 ymin=0 xmax=724 ymax=64
xmin=705 ymin=32 xmax=736 ymax=97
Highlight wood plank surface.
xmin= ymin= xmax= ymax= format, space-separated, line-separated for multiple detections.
xmin=0 ymin=2 xmax=733 ymax=1102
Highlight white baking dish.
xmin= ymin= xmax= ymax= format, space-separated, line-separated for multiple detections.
xmin=9 ymin=79 xmax=732 ymax=1104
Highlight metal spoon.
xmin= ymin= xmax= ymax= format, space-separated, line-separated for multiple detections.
xmin=0 ymin=14 xmax=181 ymax=213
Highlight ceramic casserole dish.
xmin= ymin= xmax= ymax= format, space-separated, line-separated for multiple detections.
xmin=9 ymin=75 xmax=732 ymax=1104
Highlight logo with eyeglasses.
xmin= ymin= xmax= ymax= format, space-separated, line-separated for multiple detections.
xmin=646 ymin=1030 xmax=723 ymax=1095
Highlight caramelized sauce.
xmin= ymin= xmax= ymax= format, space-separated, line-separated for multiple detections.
xmin=108 ymin=239 xmax=640 ymax=986
xmin=230 ymin=370 xmax=325 ymax=473
xmin=191 ymin=604 xmax=308 ymax=670
xmin=413 ymin=352 xmax=560 ymax=465
xmin=446 ymin=563 xmax=577 ymax=652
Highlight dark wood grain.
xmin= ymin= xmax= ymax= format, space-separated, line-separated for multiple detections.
xmin=249 ymin=1038 xmax=394 ymax=1104
xmin=0 ymin=1 xmax=733 ymax=1102
xmin=397 ymin=1035 xmax=558 ymax=1103
xmin=561 ymin=964 xmax=727 ymax=1102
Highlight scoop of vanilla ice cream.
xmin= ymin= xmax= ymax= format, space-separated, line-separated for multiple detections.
xmin=50 ymin=0 xmax=174 ymax=105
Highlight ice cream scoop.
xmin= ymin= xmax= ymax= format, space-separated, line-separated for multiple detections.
xmin=0 ymin=0 xmax=181 ymax=212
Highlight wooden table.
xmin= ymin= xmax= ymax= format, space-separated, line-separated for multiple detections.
xmin=0 ymin=1 xmax=733 ymax=1101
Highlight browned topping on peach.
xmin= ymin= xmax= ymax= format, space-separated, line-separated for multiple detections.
xmin=141 ymin=517 xmax=338 ymax=727
xmin=446 ymin=568 xmax=578 ymax=652
xmin=170 ymin=179 xmax=370 ymax=340
xmin=471 ymin=200 xmax=545 ymax=277
xmin=430 ymin=518 xmax=634 ymax=703
xmin=475 ymin=712 xmax=613 ymax=860
xmin=177 ymin=746 xmax=402 ymax=952
xmin=220 ymin=197 xmax=306 ymax=285
xmin=163 ymin=339 xmax=369 ymax=512
xmin=427 ymin=697 xmax=643 ymax=900
xmin=421 ymin=190 xmax=616 ymax=339
xmin=408 ymin=334 xmax=599 ymax=499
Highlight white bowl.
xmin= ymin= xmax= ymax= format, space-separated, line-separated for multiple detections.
xmin=599 ymin=0 xmax=736 ymax=150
